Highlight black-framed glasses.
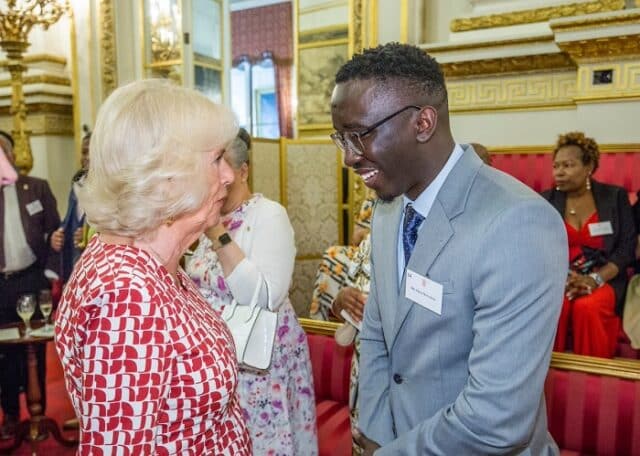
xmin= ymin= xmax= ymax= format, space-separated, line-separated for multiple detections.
xmin=330 ymin=105 xmax=422 ymax=156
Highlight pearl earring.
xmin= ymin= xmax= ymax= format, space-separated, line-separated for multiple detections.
xmin=586 ymin=177 xmax=591 ymax=191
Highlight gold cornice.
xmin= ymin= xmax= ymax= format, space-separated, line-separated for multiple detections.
xmin=441 ymin=53 xmax=575 ymax=78
xmin=550 ymin=352 xmax=640 ymax=381
xmin=100 ymin=0 xmax=117 ymax=100
xmin=551 ymin=8 xmax=640 ymax=32
xmin=426 ymin=34 xmax=555 ymax=53
xmin=0 ymin=74 xmax=71 ymax=87
xmin=557 ymin=34 xmax=640 ymax=61
xmin=450 ymin=0 xmax=625 ymax=33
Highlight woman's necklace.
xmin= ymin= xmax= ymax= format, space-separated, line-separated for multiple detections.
xmin=568 ymin=208 xmax=577 ymax=215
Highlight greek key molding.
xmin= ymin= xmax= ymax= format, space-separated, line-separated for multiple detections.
xmin=100 ymin=0 xmax=117 ymax=100
xmin=450 ymin=0 xmax=624 ymax=32
xmin=574 ymin=60 xmax=640 ymax=101
xmin=447 ymin=71 xmax=577 ymax=112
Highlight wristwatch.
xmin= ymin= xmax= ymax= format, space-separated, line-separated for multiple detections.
xmin=588 ymin=272 xmax=605 ymax=288
xmin=212 ymin=232 xmax=232 ymax=250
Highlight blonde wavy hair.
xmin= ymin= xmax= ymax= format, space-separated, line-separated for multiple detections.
xmin=78 ymin=79 xmax=238 ymax=238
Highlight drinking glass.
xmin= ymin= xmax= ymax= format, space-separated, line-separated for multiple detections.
xmin=16 ymin=294 xmax=36 ymax=338
xmin=39 ymin=289 xmax=54 ymax=332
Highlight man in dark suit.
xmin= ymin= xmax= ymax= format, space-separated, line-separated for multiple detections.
xmin=0 ymin=130 xmax=61 ymax=438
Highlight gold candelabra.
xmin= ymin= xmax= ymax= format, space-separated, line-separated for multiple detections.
xmin=0 ymin=0 xmax=68 ymax=174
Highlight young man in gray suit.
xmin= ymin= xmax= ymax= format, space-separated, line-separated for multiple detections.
xmin=330 ymin=43 xmax=568 ymax=455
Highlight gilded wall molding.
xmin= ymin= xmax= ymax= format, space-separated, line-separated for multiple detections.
xmin=0 ymin=112 xmax=73 ymax=136
xmin=441 ymin=53 xmax=575 ymax=78
xmin=550 ymin=8 xmax=640 ymax=32
xmin=100 ymin=0 xmax=117 ymax=100
xmin=450 ymin=0 xmax=625 ymax=32
xmin=557 ymin=35 xmax=640 ymax=62
xmin=447 ymin=71 xmax=577 ymax=112
xmin=0 ymin=74 xmax=71 ymax=87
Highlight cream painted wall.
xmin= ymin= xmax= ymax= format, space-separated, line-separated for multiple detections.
xmin=298 ymin=0 xmax=348 ymax=32
xmin=451 ymin=101 xmax=640 ymax=147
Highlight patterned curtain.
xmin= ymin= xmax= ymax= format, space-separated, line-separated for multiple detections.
xmin=231 ymin=3 xmax=293 ymax=137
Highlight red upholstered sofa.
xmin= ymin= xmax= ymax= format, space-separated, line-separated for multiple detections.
xmin=301 ymin=319 xmax=640 ymax=456
xmin=546 ymin=353 xmax=640 ymax=456
xmin=305 ymin=322 xmax=353 ymax=456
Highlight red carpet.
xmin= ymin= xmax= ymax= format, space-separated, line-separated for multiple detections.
xmin=0 ymin=343 xmax=78 ymax=455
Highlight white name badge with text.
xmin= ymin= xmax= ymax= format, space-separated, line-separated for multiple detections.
xmin=405 ymin=269 xmax=443 ymax=316
xmin=588 ymin=221 xmax=613 ymax=237
xmin=26 ymin=199 xmax=43 ymax=216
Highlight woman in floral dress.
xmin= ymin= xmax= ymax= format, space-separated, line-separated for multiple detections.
xmin=186 ymin=128 xmax=318 ymax=455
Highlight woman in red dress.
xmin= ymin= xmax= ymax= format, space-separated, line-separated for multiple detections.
xmin=542 ymin=132 xmax=636 ymax=358
xmin=55 ymin=80 xmax=251 ymax=454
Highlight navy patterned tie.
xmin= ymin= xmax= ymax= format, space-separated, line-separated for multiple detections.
xmin=403 ymin=203 xmax=424 ymax=266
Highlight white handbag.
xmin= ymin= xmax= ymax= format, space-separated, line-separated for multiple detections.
xmin=221 ymin=276 xmax=277 ymax=370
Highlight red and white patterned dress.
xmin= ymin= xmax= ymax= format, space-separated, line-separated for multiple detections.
xmin=55 ymin=236 xmax=251 ymax=455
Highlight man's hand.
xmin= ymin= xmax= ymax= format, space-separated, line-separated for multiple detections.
xmin=353 ymin=428 xmax=381 ymax=456
xmin=50 ymin=228 xmax=64 ymax=252
xmin=333 ymin=287 xmax=367 ymax=322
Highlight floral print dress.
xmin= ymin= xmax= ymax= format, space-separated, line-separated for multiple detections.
xmin=186 ymin=194 xmax=318 ymax=455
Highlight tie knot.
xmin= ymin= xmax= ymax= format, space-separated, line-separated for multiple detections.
xmin=404 ymin=204 xmax=423 ymax=230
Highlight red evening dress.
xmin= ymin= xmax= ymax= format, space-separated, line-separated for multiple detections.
xmin=55 ymin=236 xmax=251 ymax=455
xmin=554 ymin=212 xmax=619 ymax=358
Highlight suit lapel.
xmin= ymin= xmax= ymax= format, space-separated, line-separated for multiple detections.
xmin=389 ymin=145 xmax=481 ymax=348
xmin=392 ymin=199 xmax=453 ymax=344
xmin=372 ymin=197 xmax=402 ymax=348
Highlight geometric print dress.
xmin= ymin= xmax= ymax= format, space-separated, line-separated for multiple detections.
xmin=55 ymin=237 xmax=251 ymax=455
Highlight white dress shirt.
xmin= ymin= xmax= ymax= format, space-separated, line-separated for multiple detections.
xmin=396 ymin=143 xmax=465 ymax=283
xmin=3 ymin=184 xmax=37 ymax=272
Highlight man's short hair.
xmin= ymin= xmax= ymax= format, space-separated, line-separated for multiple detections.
xmin=0 ymin=130 xmax=14 ymax=149
xmin=335 ymin=42 xmax=447 ymax=104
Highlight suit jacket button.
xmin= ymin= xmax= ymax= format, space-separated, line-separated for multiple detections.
xmin=393 ymin=373 xmax=403 ymax=384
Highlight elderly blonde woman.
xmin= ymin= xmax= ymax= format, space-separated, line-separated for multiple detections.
xmin=55 ymin=80 xmax=251 ymax=455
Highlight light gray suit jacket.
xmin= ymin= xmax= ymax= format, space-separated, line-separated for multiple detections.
xmin=359 ymin=146 xmax=567 ymax=455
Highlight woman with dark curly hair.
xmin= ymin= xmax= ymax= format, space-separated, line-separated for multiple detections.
xmin=542 ymin=132 xmax=637 ymax=358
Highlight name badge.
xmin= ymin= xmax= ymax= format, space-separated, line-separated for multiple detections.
xmin=588 ymin=221 xmax=613 ymax=237
xmin=405 ymin=269 xmax=442 ymax=315
xmin=26 ymin=199 xmax=43 ymax=216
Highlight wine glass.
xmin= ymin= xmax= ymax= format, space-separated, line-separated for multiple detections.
xmin=39 ymin=289 xmax=53 ymax=332
xmin=16 ymin=294 xmax=36 ymax=338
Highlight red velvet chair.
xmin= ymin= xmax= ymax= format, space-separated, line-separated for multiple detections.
xmin=307 ymin=333 xmax=354 ymax=456
xmin=545 ymin=356 xmax=640 ymax=455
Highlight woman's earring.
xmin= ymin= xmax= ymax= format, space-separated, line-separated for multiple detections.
xmin=555 ymin=186 xmax=560 ymax=191
xmin=166 ymin=216 xmax=175 ymax=227
xmin=586 ymin=177 xmax=591 ymax=191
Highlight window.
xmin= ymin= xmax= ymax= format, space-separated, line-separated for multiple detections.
xmin=230 ymin=51 xmax=280 ymax=138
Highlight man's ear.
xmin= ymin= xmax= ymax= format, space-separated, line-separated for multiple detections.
xmin=416 ymin=106 xmax=437 ymax=143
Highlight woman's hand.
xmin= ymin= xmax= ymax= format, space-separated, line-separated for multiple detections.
xmin=565 ymin=271 xmax=598 ymax=299
xmin=332 ymin=287 xmax=367 ymax=322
